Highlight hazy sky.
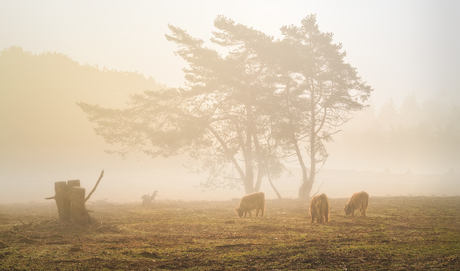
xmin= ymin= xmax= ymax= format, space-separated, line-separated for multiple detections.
xmin=1 ymin=0 xmax=459 ymax=109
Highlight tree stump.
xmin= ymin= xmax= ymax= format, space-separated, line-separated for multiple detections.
xmin=54 ymin=181 xmax=71 ymax=222
xmin=46 ymin=171 xmax=104 ymax=226
xmin=70 ymin=187 xmax=92 ymax=225
xmin=51 ymin=180 xmax=81 ymax=223
xmin=141 ymin=190 xmax=159 ymax=206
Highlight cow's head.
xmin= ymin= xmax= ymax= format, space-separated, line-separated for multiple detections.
xmin=343 ymin=204 xmax=352 ymax=215
xmin=235 ymin=208 xmax=244 ymax=218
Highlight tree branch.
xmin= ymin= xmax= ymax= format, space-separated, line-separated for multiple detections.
xmin=208 ymin=126 xmax=246 ymax=180
xmin=85 ymin=170 xmax=104 ymax=203
xmin=312 ymin=179 xmax=326 ymax=197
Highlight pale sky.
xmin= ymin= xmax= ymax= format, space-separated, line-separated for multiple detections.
xmin=1 ymin=0 xmax=459 ymax=109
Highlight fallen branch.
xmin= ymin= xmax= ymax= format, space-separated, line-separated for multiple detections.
xmin=85 ymin=170 xmax=104 ymax=203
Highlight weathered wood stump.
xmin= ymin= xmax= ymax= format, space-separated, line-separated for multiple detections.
xmin=54 ymin=181 xmax=70 ymax=222
xmin=51 ymin=180 xmax=82 ymax=223
xmin=46 ymin=171 xmax=104 ymax=225
xmin=70 ymin=187 xmax=92 ymax=225
xmin=141 ymin=190 xmax=159 ymax=206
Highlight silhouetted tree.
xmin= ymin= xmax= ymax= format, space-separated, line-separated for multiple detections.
xmin=273 ymin=15 xmax=372 ymax=199
xmin=78 ymin=16 xmax=279 ymax=194
xmin=78 ymin=15 xmax=372 ymax=197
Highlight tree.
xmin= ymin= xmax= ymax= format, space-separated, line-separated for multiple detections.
xmin=78 ymin=15 xmax=372 ymax=198
xmin=273 ymin=15 xmax=372 ymax=199
xmin=78 ymin=16 xmax=279 ymax=194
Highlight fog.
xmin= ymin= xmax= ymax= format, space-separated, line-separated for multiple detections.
xmin=1 ymin=1 xmax=459 ymax=204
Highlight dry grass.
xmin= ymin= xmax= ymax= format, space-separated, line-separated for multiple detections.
xmin=1 ymin=196 xmax=459 ymax=270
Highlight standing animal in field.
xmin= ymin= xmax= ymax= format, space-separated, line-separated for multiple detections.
xmin=344 ymin=191 xmax=369 ymax=217
xmin=310 ymin=193 xmax=329 ymax=223
xmin=235 ymin=192 xmax=265 ymax=218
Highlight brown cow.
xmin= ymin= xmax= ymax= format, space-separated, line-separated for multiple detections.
xmin=310 ymin=193 xmax=329 ymax=223
xmin=235 ymin=192 xmax=265 ymax=218
xmin=344 ymin=191 xmax=369 ymax=217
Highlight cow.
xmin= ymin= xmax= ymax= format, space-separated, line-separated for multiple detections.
xmin=310 ymin=193 xmax=329 ymax=223
xmin=235 ymin=192 xmax=265 ymax=218
xmin=344 ymin=191 xmax=369 ymax=217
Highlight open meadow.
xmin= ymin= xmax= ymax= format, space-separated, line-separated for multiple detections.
xmin=1 ymin=196 xmax=459 ymax=270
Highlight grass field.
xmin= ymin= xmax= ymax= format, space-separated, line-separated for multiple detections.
xmin=1 ymin=196 xmax=459 ymax=270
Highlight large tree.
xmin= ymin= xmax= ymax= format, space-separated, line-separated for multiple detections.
xmin=78 ymin=15 xmax=372 ymax=198
xmin=78 ymin=16 xmax=279 ymax=194
xmin=274 ymin=15 xmax=372 ymax=199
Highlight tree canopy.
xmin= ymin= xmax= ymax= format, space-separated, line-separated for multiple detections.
xmin=78 ymin=15 xmax=372 ymax=197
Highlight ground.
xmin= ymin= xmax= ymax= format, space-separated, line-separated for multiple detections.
xmin=0 ymin=196 xmax=459 ymax=270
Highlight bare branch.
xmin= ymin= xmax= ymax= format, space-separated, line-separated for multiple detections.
xmin=85 ymin=170 xmax=104 ymax=203
xmin=312 ymin=179 xmax=326 ymax=197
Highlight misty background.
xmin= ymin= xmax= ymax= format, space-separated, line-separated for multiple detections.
xmin=1 ymin=1 xmax=459 ymax=203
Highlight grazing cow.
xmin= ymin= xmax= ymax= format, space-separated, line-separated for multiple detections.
xmin=235 ymin=192 xmax=265 ymax=218
xmin=344 ymin=191 xmax=369 ymax=217
xmin=310 ymin=193 xmax=330 ymax=223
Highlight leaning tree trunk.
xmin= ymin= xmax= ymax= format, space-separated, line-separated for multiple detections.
xmin=46 ymin=171 xmax=104 ymax=225
xmin=267 ymin=171 xmax=282 ymax=199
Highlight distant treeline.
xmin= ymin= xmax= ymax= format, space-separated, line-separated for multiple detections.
xmin=0 ymin=46 xmax=164 ymax=173
xmin=327 ymin=92 xmax=460 ymax=174
xmin=312 ymin=168 xmax=459 ymax=198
